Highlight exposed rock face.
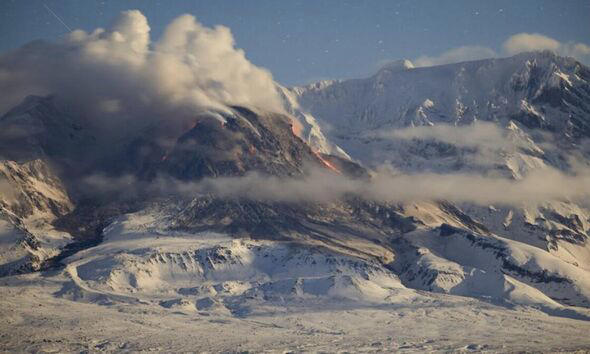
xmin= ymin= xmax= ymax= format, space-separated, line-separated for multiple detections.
xmin=161 ymin=106 xmax=322 ymax=179
xmin=0 ymin=159 xmax=73 ymax=275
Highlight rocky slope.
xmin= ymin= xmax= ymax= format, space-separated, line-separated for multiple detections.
xmin=0 ymin=159 xmax=73 ymax=275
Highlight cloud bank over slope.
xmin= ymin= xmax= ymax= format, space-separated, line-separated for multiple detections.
xmin=80 ymin=162 xmax=590 ymax=207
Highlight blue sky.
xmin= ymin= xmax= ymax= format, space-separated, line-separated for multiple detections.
xmin=1 ymin=0 xmax=589 ymax=85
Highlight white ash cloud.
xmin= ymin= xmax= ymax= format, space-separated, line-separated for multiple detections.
xmin=502 ymin=33 xmax=560 ymax=55
xmin=0 ymin=10 xmax=284 ymax=127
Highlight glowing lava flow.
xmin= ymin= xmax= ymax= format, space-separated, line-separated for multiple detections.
xmin=288 ymin=115 xmax=340 ymax=173
xmin=313 ymin=151 xmax=341 ymax=174
xmin=291 ymin=117 xmax=304 ymax=137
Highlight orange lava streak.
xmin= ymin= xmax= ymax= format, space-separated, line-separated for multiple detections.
xmin=313 ymin=151 xmax=341 ymax=174
xmin=291 ymin=117 xmax=303 ymax=137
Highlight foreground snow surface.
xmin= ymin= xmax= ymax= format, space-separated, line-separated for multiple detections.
xmin=1 ymin=211 xmax=590 ymax=352
xmin=2 ymin=273 xmax=590 ymax=353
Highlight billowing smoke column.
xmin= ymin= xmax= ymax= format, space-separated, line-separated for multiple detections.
xmin=0 ymin=10 xmax=284 ymax=131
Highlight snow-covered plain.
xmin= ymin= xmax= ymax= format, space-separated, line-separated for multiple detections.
xmin=3 ymin=274 xmax=590 ymax=352
xmin=2 ymin=209 xmax=590 ymax=352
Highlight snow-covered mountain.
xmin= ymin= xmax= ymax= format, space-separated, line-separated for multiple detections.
xmin=2 ymin=51 xmax=590 ymax=351
xmin=293 ymin=51 xmax=589 ymax=137
xmin=289 ymin=51 xmax=590 ymax=171
xmin=278 ymin=51 xmax=590 ymax=312
xmin=286 ymin=51 xmax=590 ymax=266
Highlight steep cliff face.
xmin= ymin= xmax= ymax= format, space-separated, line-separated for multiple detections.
xmin=0 ymin=159 xmax=73 ymax=275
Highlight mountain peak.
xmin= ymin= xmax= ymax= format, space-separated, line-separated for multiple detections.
xmin=510 ymin=50 xmax=581 ymax=69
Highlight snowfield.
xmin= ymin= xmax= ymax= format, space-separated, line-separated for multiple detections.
xmin=2 ymin=209 xmax=590 ymax=352
xmin=3 ymin=275 xmax=590 ymax=353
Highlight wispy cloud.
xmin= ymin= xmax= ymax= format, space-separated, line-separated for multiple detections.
xmin=503 ymin=32 xmax=590 ymax=62
xmin=380 ymin=121 xmax=516 ymax=151
xmin=413 ymin=46 xmax=497 ymax=67
xmin=410 ymin=33 xmax=590 ymax=67
xmin=80 ymin=162 xmax=590 ymax=207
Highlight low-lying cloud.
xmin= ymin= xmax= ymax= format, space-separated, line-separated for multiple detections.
xmin=76 ymin=118 xmax=590 ymax=208
xmin=380 ymin=121 xmax=518 ymax=151
xmin=0 ymin=10 xmax=283 ymax=128
xmin=81 ymin=164 xmax=590 ymax=207
xmin=369 ymin=121 xmax=546 ymax=169
xmin=191 ymin=168 xmax=590 ymax=206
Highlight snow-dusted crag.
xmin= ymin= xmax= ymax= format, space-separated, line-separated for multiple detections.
xmin=0 ymin=95 xmax=94 ymax=275
xmin=0 ymin=159 xmax=73 ymax=275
